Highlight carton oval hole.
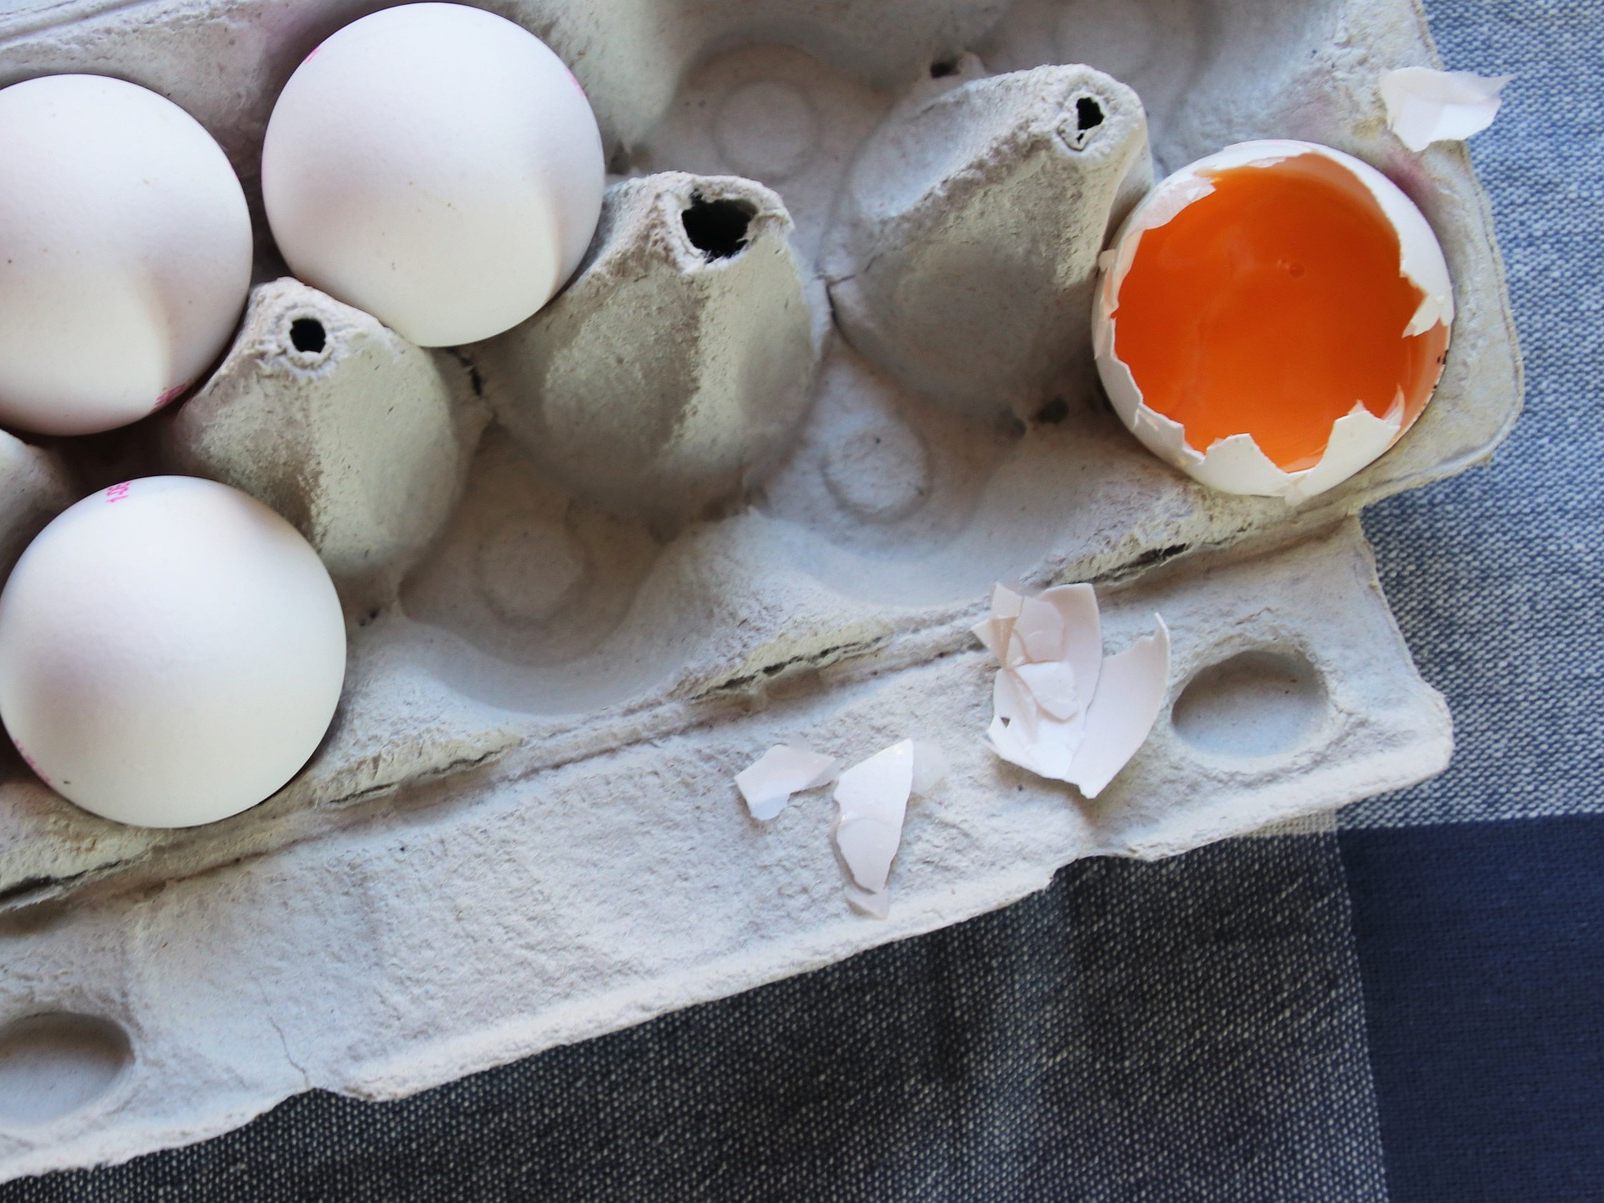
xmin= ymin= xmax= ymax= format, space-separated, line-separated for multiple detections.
xmin=1171 ymin=649 xmax=1327 ymax=759
xmin=0 ymin=1012 xmax=133 ymax=1128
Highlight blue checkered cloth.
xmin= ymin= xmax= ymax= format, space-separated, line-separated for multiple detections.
xmin=7 ymin=0 xmax=1600 ymax=1198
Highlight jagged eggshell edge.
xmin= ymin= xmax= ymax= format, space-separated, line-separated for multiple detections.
xmin=1380 ymin=68 xmax=1514 ymax=153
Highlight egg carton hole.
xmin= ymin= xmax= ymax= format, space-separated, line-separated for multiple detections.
xmin=0 ymin=1012 xmax=134 ymax=1129
xmin=681 ymin=193 xmax=756 ymax=260
xmin=1058 ymin=92 xmax=1108 ymax=150
xmin=288 ymin=316 xmax=326 ymax=355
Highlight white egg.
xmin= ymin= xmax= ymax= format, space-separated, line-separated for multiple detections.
xmin=0 ymin=477 xmax=347 ymax=828
xmin=262 ymin=3 xmax=605 ymax=347
xmin=0 ymin=75 xmax=252 ymax=436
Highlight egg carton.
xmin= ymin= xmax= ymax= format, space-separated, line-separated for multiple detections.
xmin=0 ymin=0 xmax=1518 ymax=1180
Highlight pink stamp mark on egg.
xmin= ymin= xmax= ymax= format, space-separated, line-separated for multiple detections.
xmin=152 ymin=382 xmax=189 ymax=412
xmin=105 ymin=481 xmax=132 ymax=504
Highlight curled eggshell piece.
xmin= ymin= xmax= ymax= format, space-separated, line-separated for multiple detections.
xmin=833 ymin=742 xmax=914 ymax=895
xmin=974 ymin=583 xmax=1102 ymax=743
xmin=1054 ymin=617 xmax=1171 ymax=799
xmin=977 ymin=583 xmax=1170 ymax=798
xmin=735 ymin=745 xmax=838 ymax=821
xmin=832 ymin=739 xmax=947 ymax=913
xmin=1092 ymin=140 xmax=1454 ymax=503
xmin=1380 ymin=68 xmax=1513 ymax=153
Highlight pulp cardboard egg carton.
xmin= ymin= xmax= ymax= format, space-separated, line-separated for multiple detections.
xmin=0 ymin=0 xmax=1519 ymax=1179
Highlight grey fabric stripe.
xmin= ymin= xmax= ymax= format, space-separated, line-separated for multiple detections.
xmin=1351 ymin=0 xmax=1603 ymax=831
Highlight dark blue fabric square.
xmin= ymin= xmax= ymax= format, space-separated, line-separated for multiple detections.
xmin=1341 ymin=816 xmax=1604 ymax=1202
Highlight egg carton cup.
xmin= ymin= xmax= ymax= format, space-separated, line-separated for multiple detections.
xmin=0 ymin=0 xmax=1518 ymax=1180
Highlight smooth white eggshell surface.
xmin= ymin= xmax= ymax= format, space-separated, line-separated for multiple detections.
xmin=0 ymin=477 xmax=347 ymax=828
xmin=262 ymin=2 xmax=606 ymax=347
xmin=0 ymin=75 xmax=252 ymax=436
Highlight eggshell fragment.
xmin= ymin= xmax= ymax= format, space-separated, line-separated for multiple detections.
xmin=0 ymin=75 xmax=252 ymax=435
xmin=1092 ymin=140 xmax=1454 ymax=502
xmin=977 ymin=583 xmax=1169 ymax=797
xmin=0 ymin=477 xmax=347 ymax=828
xmin=1381 ymin=68 xmax=1513 ymax=152
xmin=833 ymin=742 xmax=914 ymax=895
xmin=262 ymin=3 xmax=604 ymax=346
xmin=1055 ymin=618 xmax=1171 ymax=798
xmin=832 ymin=739 xmax=945 ymax=911
xmin=735 ymin=745 xmax=838 ymax=820
xmin=907 ymin=740 xmax=950 ymax=796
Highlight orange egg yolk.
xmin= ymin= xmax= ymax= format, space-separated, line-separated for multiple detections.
xmin=1110 ymin=155 xmax=1449 ymax=471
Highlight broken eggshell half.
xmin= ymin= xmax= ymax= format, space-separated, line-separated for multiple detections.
xmin=1091 ymin=139 xmax=1454 ymax=503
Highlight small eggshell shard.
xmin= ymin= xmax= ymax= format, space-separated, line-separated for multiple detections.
xmin=834 ymin=818 xmax=903 ymax=896
xmin=262 ymin=3 xmax=604 ymax=346
xmin=1058 ymin=617 xmax=1170 ymax=799
xmin=968 ymin=583 xmax=1024 ymax=661
xmin=833 ymin=742 xmax=913 ymax=894
xmin=1014 ymin=595 xmax=1073 ymax=663
xmin=832 ymin=739 xmax=944 ymax=906
xmin=735 ymin=745 xmax=838 ymax=821
xmin=0 ymin=477 xmax=347 ymax=828
xmin=1034 ymin=586 xmax=1104 ymax=706
xmin=1092 ymin=140 xmax=1454 ymax=502
xmin=987 ymin=713 xmax=1078 ymax=782
xmin=908 ymin=740 xmax=950 ymax=796
xmin=976 ymin=583 xmax=1170 ymax=798
xmin=1381 ymin=68 xmax=1513 ymax=152
xmin=845 ymin=887 xmax=891 ymax=921
xmin=0 ymin=75 xmax=252 ymax=435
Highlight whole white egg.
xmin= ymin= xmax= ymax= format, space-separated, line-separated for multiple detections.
xmin=0 ymin=477 xmax=347 ymax=828
xmin=262 ymin=2 xmax=606 ymax=347
xmin=0 ymin=75 xmax=252 ymax=436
